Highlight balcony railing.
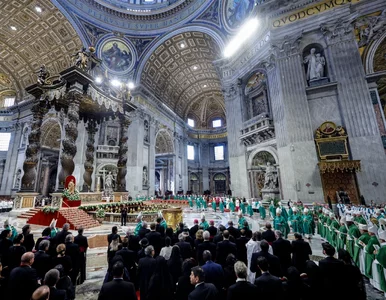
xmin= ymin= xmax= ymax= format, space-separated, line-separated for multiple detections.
xmin=96 ymin=145 xmax=119 ymax=159
xmin=240 ymin=117 xmax=275 ymax=146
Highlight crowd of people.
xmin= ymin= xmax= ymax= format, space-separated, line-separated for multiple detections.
xmin=0 ymin=220 xmax=88 ymax=300
xmin=99 ymin=211 xmax=367 ymax=300
xmin=1 ymin=200 xmax=386 ymax=300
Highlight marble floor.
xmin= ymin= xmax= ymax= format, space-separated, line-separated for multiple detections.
xmin=1 ymin=208 xmax=385 ymax=299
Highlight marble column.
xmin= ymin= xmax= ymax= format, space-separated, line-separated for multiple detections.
xmin=116 ymin=115 xmax=131 ymax=192
xmin=264 ymin=34 xmax=323 ymax=201
xmin=58 ymin=93 xmax=81 ymax=189
xmin=148 ymin=118 xmax=157 ymax=196
xmin=83 ymin=120 xmax=98 ymax=192
xmin=182 ymin=137 xmax=189 ymax=193
xmin=20 ymin=103 xmax=47 ymax=191
xmin=222 ymin=84 xmax=249 ymax=198
xmin=321 ymin=20 xmax=386 ymax=202
xmin=41 ymin=160 xmax=51 ymax=196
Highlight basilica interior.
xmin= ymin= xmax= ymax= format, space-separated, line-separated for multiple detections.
xmin=0 ymin=0 xmax=385 ymax=205
xmin=1 ymin=0 xmax=386 ymax=299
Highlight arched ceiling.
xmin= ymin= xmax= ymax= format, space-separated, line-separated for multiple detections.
xmin=0 ymin=0 xmax=83 ymax=99
xmin=41 ymin=121 xmax=61 ymax=150
xmin=155 ymin=130 xmax=174 ymax=154
xmin=141 ymin=31 xmax=225 ymax=128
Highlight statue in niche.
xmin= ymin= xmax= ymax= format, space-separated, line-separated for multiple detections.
xmin=105 ymin=171 xmax=115 ymax=190
xmin=303 ymin=48 xmax=326 ymax=81
xmin=21 ymin=129 xmax=28 ymax=147
xmin=144 ymin=120 xmax=149 ymax=143
xmin=36 ymin=65 xmax=50 ymax=85
xmin=14 ymin=170 xmax=21 ymax=189
xmin=178 ymin=174 xmax=182 ymax=189
xmin=143 ymin=167 xmax=148 ymax=186
xmin=263 ymin=162 xmax=278 ymax=190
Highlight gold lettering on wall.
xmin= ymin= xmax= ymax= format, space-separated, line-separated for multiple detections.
xmin=272 ymin=0 xmax=362 ymax=28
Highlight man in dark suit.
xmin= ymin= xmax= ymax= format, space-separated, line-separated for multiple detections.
xmin=254 ymin=256 xmax=283 ymax=299
xmin=125 ymin=228 xmax=140 ymax=254
xmin=235 ymin=229 xmax=248 ymax=264
xmin=188 ymin=266 xmax=218 ymax=300
xmin=22 ymin=224 xmax=35 ymax=252
xmin=262 ymin=223 xmax=276 ymax=244
xmin=98 ymin=261 xmax=137 ymax=300
xmin=116 ymin=238 xmax=137 ymax=283
xmin=291 ymin=233 xmax=312 ymax=273
xmin=213 ymin=225 xmax=225 ymax=244
xmin=8 ymin=252 xmax=40 ymax=300
xmin=250 ymin=240 xmax=282 ymax=278
xmin=176 ymin=233 xmax=193 ymax=260
xmin=201 ymin=250 xmax=223 ymax=291
xmin=189 ymin=219 xmax=199 ymax=239
xmin=137 ymin=245 xmax=156 ymax=300
xmin=138 ymin=222 xmax=150 ymax=239
xmin=227 ymin=261 xmax=257 ymax=300
xmin=216 ymin=230 xmax=237 ymax=266
xmin=44 ymin=269 xmax=67 ymax=300
xmin=32 ymin=239 xmax=52 ymax=280
xmin=207 ymin=221 xmax=217 ymax=239
xmin=121 ymin=207 xmax=127 ymax=226
xmin=227 ymin=221 xmax=240 ymax=239
xmin=318 ymin=242 xmax=345 ymax=298
xmin=197 ymin=231 xmax=217 ymax=265
xmin=65 ymin=234 xmax=80 ymax=285
xmin=74 ymin=226 xmax=88 ymax=284
xmin=145 ymin=223 xmax=162 ymax=255
xmin=56 ymin=223 xmax=71 ymax=245
xmin=272 ymin=230 xmax=292 ymax=274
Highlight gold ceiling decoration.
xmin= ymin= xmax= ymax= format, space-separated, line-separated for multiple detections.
xmin=0 ymin=0 xmax=83 ymax=98
xmin=141 ymin=31 xmax=225 ymax=128
xmin=318 ymin=160 xmax=361 ymax=174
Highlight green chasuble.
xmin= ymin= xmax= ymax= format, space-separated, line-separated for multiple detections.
xmin=325 ymin=218 xmax=332 ymax=243
xmin=336 ymin=225 xmax=347 ymax=251
xmin=240 ymin=202 xmax=246 ymax=214
xmin=219 ymin=201 xmax=224 ymax=213
xmin=269 ymin=204 xmax=276 ymax=219
xmin=274 ymin=215 xmax=288 ymax=238
xmin=354 ymin=216 xmax=367 ymax=225
xmin=353 ymin=232 xmax=370 ymax=266
xmin=160 ymin=219 xmax=167 ymax=230
xmin=230 ymin=201 xmax=235 ymax=212
xmin=303 ymin=214 xmax=313 ymax=235
xmin=375 ymin=243 xmax=386 ymax=292
xmin=259 ymin=205 xmax=266 ymax=220
xmin=238 ymin=216 xmax=248 ymax=229
xmin=346 ymin=224 xmax=361 ymax=258
xmin=289 ymin=214 xmax=302 ymax=234
xmin=329 ymin=220 xmax=340 ymax=248
xmin=134 ymin=221 xmax=142 ymax=236
xmin=364 ymin=235 xmax=381 ymax=278
xmin=200 ymin=220 xmax=209 ymax=230
xmin=280 ymin=206 xmax=288 ymax=222
xmin=247 ymin=204 xmax=253 ymax=217
xmin=212 ymin=201 xmax=217 ymax=211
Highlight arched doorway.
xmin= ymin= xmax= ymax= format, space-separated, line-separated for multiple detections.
xmin=248 ymin=150 xmax=277 ymax=199
xmin=155 ymin=130 xmax=175 ymax=195
xmin=213 ymin=173 xmax=226 ymax=194
xmin=190 ymin=173 xmax=199 ymax=194
xmin=95 ymin=164 xmax=118 ymax=193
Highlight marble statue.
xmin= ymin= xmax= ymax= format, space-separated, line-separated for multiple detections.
xmin=14 ymin=170 xmax=21 ymax=189
xmin=142 ymin=167 xmax=148 ymax=186
xmin=105 ymin=172 xmax=114 ymax=189
xmin=303 ymin=48 xmax=325 ymax=81
xmin=73 ymin=47 xmax=89 ymax=70
xmin=37 ymin=65 xmax=50 ymax=85
xmin=263 ymin=162 xmax=278 ymax=190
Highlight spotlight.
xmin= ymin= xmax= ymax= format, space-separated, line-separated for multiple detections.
xmin=127 ymin=82 xmax=135 ymax=89
xmin=193 ymin=66 xmax=198 ymax=70
xmin=180 ymin=43 xmax=186 ymax=48
xmin=111 ymin=79 xmax=121 ymax=87
xmin=95 ymin=77 xmax=102 ymax=84
xmin=35 ymin=6 xmax=42 ymax=13
xmin=203 ymin=85 xmax=207 ymax=88
xmin=10 ymin=26 xmax=17 ymax=31
xmin=224 ymin=18 xmax=259 ymax=58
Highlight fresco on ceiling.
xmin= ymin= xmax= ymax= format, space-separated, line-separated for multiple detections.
xmin=100 ymin=40 xmax=133 ymax=73
xmin=224 ymin=0 xmax=255 ymax=29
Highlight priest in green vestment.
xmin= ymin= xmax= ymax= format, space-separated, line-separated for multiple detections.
xmin=329 ymin=213 xmax=340 ymax=248
xmin=353 ymin=224 xmax=370 ymax=267
xmin=134 ymin=212 xmax=143 ymax=236
xmin=364 ymin=224 xmax=381 ymax=279
xmin=336 ymin=216 xmax=347 ymax=251
xmin=289 ymin=207 xmax=302 ymax=234
xmin=374 ymin=229 xmax=386 ymax=294
xmin=258 ymin=201 xmax=266 ymax=220
xmin=200 ymin=214 xmax=209 ymax=230
xmin=346 ymin=215 xmax=361 ymax=258
xmin=302 ymin=208 xmax=313 ymax=238
xmin=269 ymin=201 xmax=276 ymax=219
xmin=274 ymin=208 xmax=288 ymax=238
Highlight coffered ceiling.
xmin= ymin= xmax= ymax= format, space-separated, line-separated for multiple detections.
xmin=0 ymin=0 xmax=83 ymax=99
xmin=141 ymin=31 xmax=225 ymax=128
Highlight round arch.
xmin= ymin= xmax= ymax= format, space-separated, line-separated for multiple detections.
xmin=40 ymin=119 xmax=62 ymax=150
xmin=364 ymin=30 xmax=386 ymax=74
xmin=135 ymin=24 xmax=226 ymax=84
xmin=247 ymin=146 xmax=279 ymax=168
xmin=155 ymin=129 xmax=174 ymax=154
